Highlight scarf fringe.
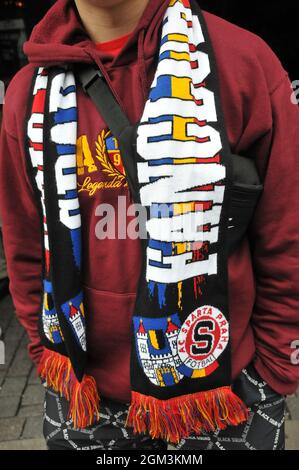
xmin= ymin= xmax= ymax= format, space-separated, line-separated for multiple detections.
xmin=126 ymin=387 xmax=249 ymax=444
xmin=38 ymin=349 xmax=100 ymax=429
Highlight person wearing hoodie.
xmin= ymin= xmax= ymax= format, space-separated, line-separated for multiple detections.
xmin=0 ymin=0 xmax=299 ymax=451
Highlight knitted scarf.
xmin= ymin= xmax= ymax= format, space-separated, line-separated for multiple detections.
xmin=25 ymin=0 xmax=249 ymax=443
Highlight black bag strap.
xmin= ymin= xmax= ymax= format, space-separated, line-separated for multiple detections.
xmin=76 ymin=64 xmax=130 ymax=136
xmin=76 ymin=64 xmax=139 ymax=201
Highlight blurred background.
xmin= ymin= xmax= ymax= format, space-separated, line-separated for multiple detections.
xmin=0 ymin=0 xmax=298 ymax=451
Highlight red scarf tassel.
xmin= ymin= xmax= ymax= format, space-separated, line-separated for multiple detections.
xmin=37 ymin=349 xmax=100 ymax=429
xmin=126 ymin=387 xmax=249 ymax=444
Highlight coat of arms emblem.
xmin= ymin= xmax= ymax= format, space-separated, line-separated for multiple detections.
xmin=96 ymin=130 xmax=126 ymax=181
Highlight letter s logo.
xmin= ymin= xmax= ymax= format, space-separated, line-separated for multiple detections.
xmin=191 ymin=320 xmax=214 ymax=355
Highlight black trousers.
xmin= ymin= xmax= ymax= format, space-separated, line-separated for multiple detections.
xmin=43 ymin=363 xmax=285 ymax=450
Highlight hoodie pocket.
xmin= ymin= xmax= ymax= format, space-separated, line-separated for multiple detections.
xmin=82 ymin=284 xmax=136 ymax=360
xmin=82 ymin=284 xmax=137 ymax=402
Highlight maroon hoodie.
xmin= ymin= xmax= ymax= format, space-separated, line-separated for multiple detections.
xmin=1 ymin=0 xmax=299 ymax=402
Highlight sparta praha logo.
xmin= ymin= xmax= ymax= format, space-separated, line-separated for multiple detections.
xmin=177 ymin=305 xmax=229 ymax=378
xmin=134 ymin=305 xmax=229 ymax=386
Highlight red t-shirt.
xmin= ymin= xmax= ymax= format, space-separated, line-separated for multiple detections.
xmin=96 ymin=32 xmax=132 ymax=57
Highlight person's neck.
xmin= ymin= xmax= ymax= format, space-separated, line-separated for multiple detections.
xmin=74 ymin=0 xmax=149 ymax=43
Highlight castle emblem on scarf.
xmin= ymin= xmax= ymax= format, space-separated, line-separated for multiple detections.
xmin=134 ymin=314 xmax=184 ymax=386
xmin=177 ymin=305 xmax=229 ymax=378
xmin=42 ymin=280 xmax=64 ymax=344
xmin=77 ymin=130 xmax=127 ymax=196
xmin=61 ymin=293 xmax=87 ymax=351
xmin=134 ymin=306 xmax=229 ymax=387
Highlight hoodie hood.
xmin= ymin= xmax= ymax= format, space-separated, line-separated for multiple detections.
xmin=23 ymin=0 xmax=169 ymax=69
